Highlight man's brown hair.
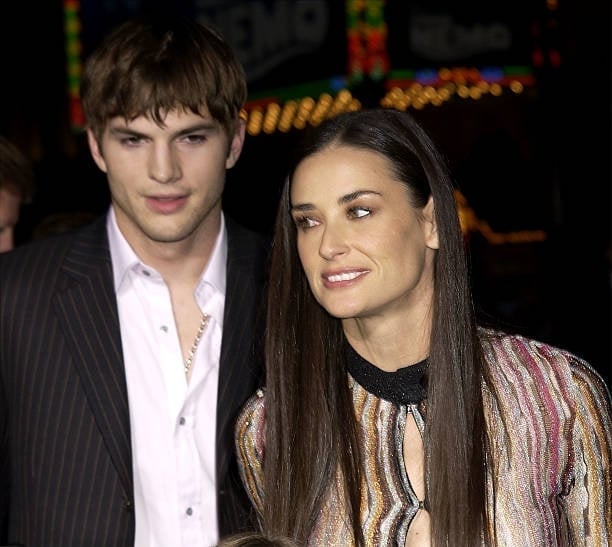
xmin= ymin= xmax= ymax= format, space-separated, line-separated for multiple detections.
xmin=80 ymin=14 xmax=247 ymax=142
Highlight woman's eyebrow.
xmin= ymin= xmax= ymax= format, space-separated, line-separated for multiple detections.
xmin=291 ymin=190 xmax=382 ymax=212
xmin=338 ymin=190 xmax=381 ymax=204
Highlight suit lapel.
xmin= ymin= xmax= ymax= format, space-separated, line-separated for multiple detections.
xmin=216 ymin=220 xmax=267 ymax=481
xmin=52 ymin=218 xmax=133 ymax=495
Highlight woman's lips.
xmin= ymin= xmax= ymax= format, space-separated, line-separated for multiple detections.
xmin=322 ymin=269 xmax=368 ymax=288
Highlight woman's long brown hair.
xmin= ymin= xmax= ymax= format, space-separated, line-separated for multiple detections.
xmin=261 ymin=108 xmax=489 ymax=546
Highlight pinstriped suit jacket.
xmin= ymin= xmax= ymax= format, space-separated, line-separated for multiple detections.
xmin=0 ymin=214 xmax=269 ymax=546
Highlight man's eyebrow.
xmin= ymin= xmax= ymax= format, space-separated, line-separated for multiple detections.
xmin=108 ymin=126 xmax=145 ymax=138
xmin=173 ymin=122 xmax=220 ymax=137
xmin=107 ymin=121 xmax=219 ymax=139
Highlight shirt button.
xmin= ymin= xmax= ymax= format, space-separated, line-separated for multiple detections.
xmin=179 ymin=417 xmax=186 ymax=425
xmin=186 ymin=507 xmax=193 ymax=516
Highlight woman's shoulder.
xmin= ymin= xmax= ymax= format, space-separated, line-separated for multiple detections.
xmin=235 ymin=388 xmax=267 ymax=453
xmin=237 ymin=387 xmax=266 ymax=421
xmin=478 ymin=327 xmax=610 ymax=405
xmin=479 ymin=327 xmax=587 ymax=375
xmin=235 ymin=388 xmax=267 ymax=511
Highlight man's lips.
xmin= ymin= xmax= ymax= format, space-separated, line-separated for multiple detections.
xmin=145 ymin=195 xmax=188 ymax=214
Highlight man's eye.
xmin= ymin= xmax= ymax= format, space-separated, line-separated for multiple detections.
xmin=121 ymin=136 xmax=144 ymax=146
xmin=183 ymin=134 xmax=206 ymax=144
xmin=349 ymin=206 xmax=371 ymax=219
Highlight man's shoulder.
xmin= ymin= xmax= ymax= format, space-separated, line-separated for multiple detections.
xmin=0 ymin=215 xmax=107 ymax=272
xmin=225 ymin=216 xmax=270 ymax=245
xmin=225 ymin=216 xmax=271 ymax=266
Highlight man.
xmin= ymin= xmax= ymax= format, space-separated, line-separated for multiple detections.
xmin=0 ymin=136 xmax=35 ymax=252
xmin=0 ymin=14 xmax=268 ymax=546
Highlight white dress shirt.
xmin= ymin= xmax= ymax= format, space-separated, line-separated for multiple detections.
xmin=107 ymin=207 xmax=226 ymax=547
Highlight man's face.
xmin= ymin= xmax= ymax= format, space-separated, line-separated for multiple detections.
xmin=0 ymin=186 xmax=22 ymax=253
xmin=86 ymin=107 xmax=245 ymax=250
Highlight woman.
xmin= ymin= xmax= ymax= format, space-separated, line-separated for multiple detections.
xmin=235 ymin=108 xmax=612 ymax=545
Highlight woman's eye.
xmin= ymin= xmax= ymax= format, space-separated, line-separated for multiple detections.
xmin=348 ymin=206 xmax=371 ymax=219
xmin=293 ymin=216 xmax=319 ymax=230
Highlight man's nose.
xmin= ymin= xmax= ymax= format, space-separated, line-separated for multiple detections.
xmin=148 ymin=144 xmax=181 ymax=183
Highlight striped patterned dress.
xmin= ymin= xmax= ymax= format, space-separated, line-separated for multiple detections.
xmin=235 ymin=330 xmax=612 ymax=545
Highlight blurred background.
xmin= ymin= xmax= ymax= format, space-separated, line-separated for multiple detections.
xmin=1 ymin=0 xmax=610 ymax=383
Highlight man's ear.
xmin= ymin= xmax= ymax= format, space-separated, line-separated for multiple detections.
xmin=423 ymin=195 xmax=439 ymax=250
xmin=226 ymin=118 xmax=246 ymax=169
xmin=86 ymin=128 xmax=108 ymax=173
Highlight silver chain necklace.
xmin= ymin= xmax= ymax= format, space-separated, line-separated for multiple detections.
xmin=183 ymin=313 xmax=210 ymax=374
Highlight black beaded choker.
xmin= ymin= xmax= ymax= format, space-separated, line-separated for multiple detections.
xmin=345 ymin=339 xmax=428 ymax=405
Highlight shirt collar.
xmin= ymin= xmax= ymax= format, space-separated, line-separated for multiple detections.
xmin=200 ymin=212 xmax=227 ymax=296
xmin=107 ymin=207 xmax=139 ymax=291
xmin=106 ymin=206 xmax=227 ymax=297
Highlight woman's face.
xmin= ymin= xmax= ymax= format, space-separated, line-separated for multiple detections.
xmin=290 ymin=145 xmax=439 ymax=324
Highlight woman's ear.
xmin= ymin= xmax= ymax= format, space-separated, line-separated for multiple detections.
xmin=423 ymin=196 xmax=439 ymax=250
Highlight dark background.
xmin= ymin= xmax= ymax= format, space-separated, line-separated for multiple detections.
xmin=1 ymin=1 xmax=609 ymax=383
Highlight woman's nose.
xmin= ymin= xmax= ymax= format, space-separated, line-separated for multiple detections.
xmin=318 ymin=224 xmax=349 ymax=260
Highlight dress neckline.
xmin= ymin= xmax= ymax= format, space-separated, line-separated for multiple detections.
xmin=345 ymin=339 xmax=428 ymax=405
